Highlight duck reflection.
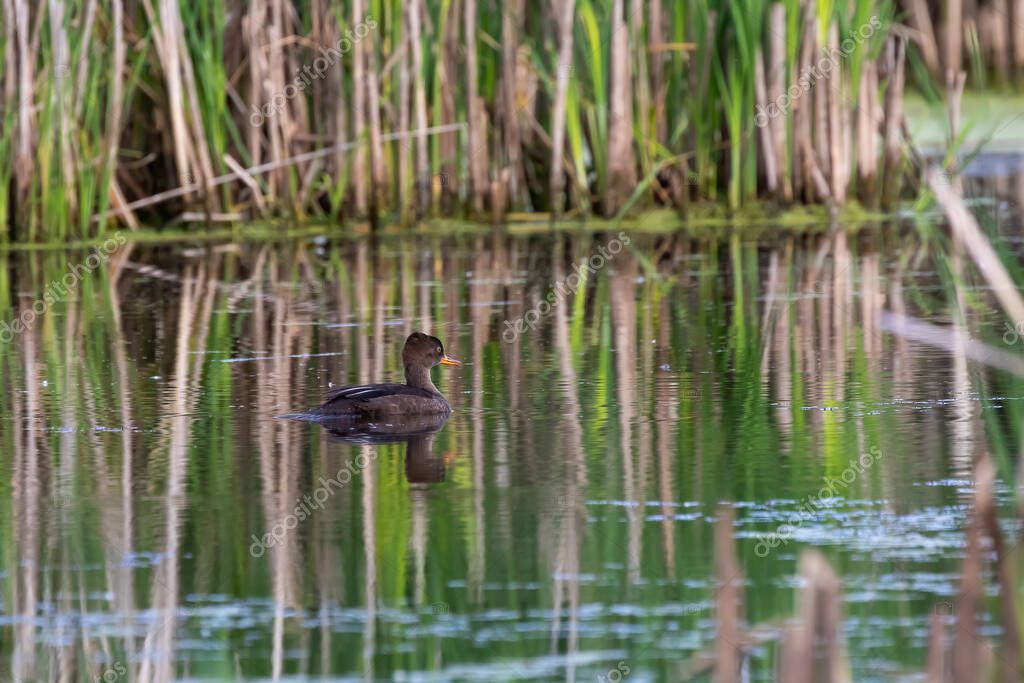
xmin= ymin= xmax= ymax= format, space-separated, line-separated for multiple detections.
xmin=317 ymin=413 xmax=452 ymax=484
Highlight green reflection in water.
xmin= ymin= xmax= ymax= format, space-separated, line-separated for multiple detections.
xmin=0 ymin=229 xmax=1018 ymax=682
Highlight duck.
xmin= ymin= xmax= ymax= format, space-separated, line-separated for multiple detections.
xmin=310 ymin=332 xmax=461 ymax=418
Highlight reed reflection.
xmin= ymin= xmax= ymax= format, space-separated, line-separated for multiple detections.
xmin=318 ymin=414 xmax=452 ymax=485
xmin=0 ymin=226 xmax=1017 ymax=681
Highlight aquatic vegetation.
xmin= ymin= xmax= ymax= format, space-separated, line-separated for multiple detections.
xmin=2 ymin=0 xmax=1004 ymax=241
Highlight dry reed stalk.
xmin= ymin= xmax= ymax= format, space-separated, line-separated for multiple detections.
xmin=926 ymin=608 xmax=950 ymax=683
xmin=1013 ymin=0 xmax=1024 ymax=75
xmin=813 ymin=22 xmax=831 ymax=185
xmin=778 ymin=622 xmax=812 ymax=683
xmin=312 ymin=0 xmax=347 ymax=209
xmin=906 ymin=0 xmax=941 ymax=78
xmin=827 ymin=26 xmax=845 ymax=203
xmin=995 ymin=2 xmax=1011 ymax=80
xmin=630 ymin=0 xmax=650 ymax=178
xmin=104 ymin=0 xmax=126 ymax=224
xmin=881 ymin=35 xmax=905 ymax=211
xmin=605 ymin=0 xmax=638 ymax=216
xmin=666 ymin=164 xmax=688 ymax=212
xmin=943 ymin=0 xmax=963 ymax=79
xmin=286 ymin=2 xmax=309 ymax=197
xmin=398 ymin=29 xmax=412 ymax=221
xmin=952 ymin=491 xmax=983 ymax=682
xmin=48 ymin=0 xmax=74 ymax=198
xmin=755 ymin=50 xmax=778 ymax=195
xmin=986 ymin=2 xmax=1011 ymax=81
xmin=879 ymin=312 xmax=1024 ymax=378
xmin=147 ymin=0 xmax=191 ymax=189
xmin=805 ymin=146 xmax=832 ymax=205
xmin=144 ymin=0 xmax=217 ymax=204
xmin=365 ymin=50 xmax=386 ymax=222
xmin=332 ymin=50 xmax=349 ymax=212
xmin=514 ymin=43 xmax=537 ymax=148
xmin=108 ymin=180 xmax=139 ymax=229
xmin=175 ymin=13 xmax=218 ymax=202
xmin=856 ymin=61 xmax=877 ymax=205
xmin=712 ymin=503 xmax=742 ymax=683
xmin=549 ymin=0 xmax=576 ymax=216
xmin=797 ymin=18 xmax=830 ymax=201
xmin=223 ymin=153 xmax=267 ymax=214
xmin=266 ymin=0 xmax=287 ymax=196
xmin=803 ymin=550 xmax=848 ymax=682
xmin=490 ymin=172 xmax=507 ymax=225
xmin=439 ymin=0 xmax=460 ymax=210
xmin=649 ymin=0 xmax=666 ymax=142
xmin=778 ymin=550 xmax=850 ymax=683
xmin=840 ymin=56 xmax=852 ymax=206
xmin=311 ymin=0 xmax=326 ymax=116
xmin=974 ymin=454 xmax=1022 ymax=683
xmin=287 ymin=24 xmax=312 ymax=165
xmin=473 ymin=98 xmax=490 ymax=209
xmin=464 ymin=0 xmax=486 ymax=212
xmin=499 ymin=0 xmax=523 ymax=206
xmin=13 ymin=0 xmax=33 ymax=205
xmin=768 ymin=3 xmax=790 ymax=201
xmin=2 ymin=0 xmax=14 ymax=110
xmin=351 ymin=0 xmax=367 ymax=214
xmin=245 ymin=0 xmax=264 ymax=173
xmin=793 ymin=15 xmax=813 ymax=201
xmin=927 ymin=168 xmax=1024 ymax=323
xmin=408 ymin=0 xmax=430 ymax=212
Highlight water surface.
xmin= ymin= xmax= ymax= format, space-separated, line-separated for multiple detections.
xmin=0 ymin=226 xmax=1020 ymax=681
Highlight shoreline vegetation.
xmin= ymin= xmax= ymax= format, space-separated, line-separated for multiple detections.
xmin=2 ymin=0 xmax=1022 ymax=241
xmin=0 ymin=204 xmax=898 ymax=251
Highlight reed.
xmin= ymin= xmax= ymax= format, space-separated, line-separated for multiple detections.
xmin=902 ymin=0 xmax=1024 ymax=87
xmin=0 ymin=0 xmax=1009 ymax=241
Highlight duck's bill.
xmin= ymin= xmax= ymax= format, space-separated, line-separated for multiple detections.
xmin=440 ymin=355 xmax=462 ymax=366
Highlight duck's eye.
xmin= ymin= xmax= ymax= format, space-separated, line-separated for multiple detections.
xmin=436 ymin=347 xmax=442 ymax=354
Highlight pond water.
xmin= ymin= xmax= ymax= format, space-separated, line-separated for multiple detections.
xmin=0 ymin=224 xmax=1020 ymax=682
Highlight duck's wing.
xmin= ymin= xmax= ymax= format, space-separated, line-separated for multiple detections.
xmin=318 ymin=413 xmax=450 ymax=444
xmin=323 ymin=383 xmax=436 ymax=404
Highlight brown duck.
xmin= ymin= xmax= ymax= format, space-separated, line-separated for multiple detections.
xmin=311 ymin=332 xmax=461 ymax=418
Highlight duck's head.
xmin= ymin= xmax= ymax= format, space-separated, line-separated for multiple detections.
xmin=403 ymin=332 xmax=461 ymax=369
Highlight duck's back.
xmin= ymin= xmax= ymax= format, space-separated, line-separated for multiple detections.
xmin=313 ymin=383 xmax=451 ymax=418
